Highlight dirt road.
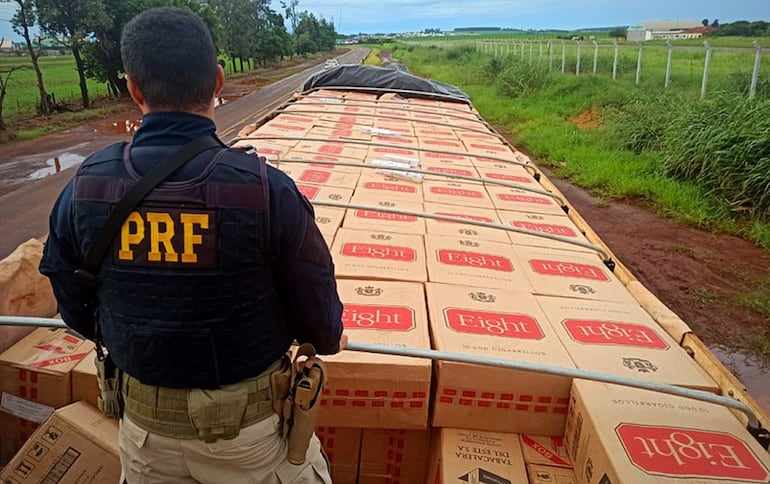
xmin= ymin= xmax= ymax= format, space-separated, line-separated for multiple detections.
xmin=0 ymin=48 xmax=368 ymax=258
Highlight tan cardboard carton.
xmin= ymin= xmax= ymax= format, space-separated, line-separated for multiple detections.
xmin=358 ymin=429 xmax=430 ymax=483
xmin=368 ymin=145 xmax=421 ymax=161
xmin=423 ymin=203 xmax=510 ymax=243
xmin=261 ymin=119 xmax=312 ymax=136
xmin=456 ymin=130 xmax=504 ymax=145
xmin=272 ymin=113 xmax=316 ymax=126
xmin=420 ymin=162 xmax=480 ymax=184
xmin=313 ymin=206 xmax=345 ymax=244
xmin=426 ymin=428 xmax=528 ymax=484
xmin=315 ymin=427 xmax=361 ymax=484
xmin=342 ymin=199 xmax=426 ymax=235
xmin=313 ymin=120 xmax=358 ymax=131
xmin=410 ymin=111 xmax=448 ymax=124
xmin=0 ymin=328 xmax=93 ymax=464
xmin=414 ymin=127 xmax=458 ymax=139
xmin=426 ymin=284 xmax=574 ymax=435
xmin=520 ymin=434 xmax=571 ymax=467
xmin=376 ymin=107 xmax=411 ymax=120
xmin=354 ymin=174 xmax=424 ymax=204
xmin=422 ymin=181 xmax=495 ymax=209
xmin=486 ymin=186 xmax=568 ymax=216
xmin=71 ymin=351 xmax=98 ymax=408
xmin=0 ymin=238 xmax=56 ymax=325
xmin=470 ymin=155 xmax=528 ymax=171
xmin=231 ymin=140 xmax=292 ymax=159
xmin=453 ymin=119 xmax=490 ymax=132
xmin=319 ymin=113 xmax=375 ymax=126
xmin=477 ymin=166 xmax=538 ymax=186
xmin=345 ymin=91 xmax=378 ymax=101
xmin=282 ymin=150 xmax=363 ymax=173
xmin=294 ymin=183 xmax=353 ymax=205
xmin=527 ymin=464 xmax=578 ymax=484
xmin=319 ymin=280 xmax=431 ymax=428
xmin=565 ymin=380 xmax=770 ymax=483
xmin=418 ymin=137 xmax=466 ymax=153
xmin=373 ymin=135 xmax=419 ymax=151
xmin=535 ymin=296 xmax=718 ymax=391
xmin=330 ymin=229 xmax=426 ymax=283
xmin=514 ymin=247 xmax=637 ymax=304
xmin=307 ymin=126 xmax=372 ymax=141
xmin=0 ymin=402 xmax=120 ymax=484
xmin=276 ymin=164 xmax=360 ymax=189
xmin=425 ymin=235 xmax=532 ymax=291
xmin=463 ymin=140 xmax=518 ymax=159
xmin=247 ymin=129 xmax=302 ymax=147
xmin=419 ymin=150 xmax=474 ymax=167
xmin=292 ymin=140 xmax=368 ymax=160
xmin=326 ymin=104 xmax=376 ymax=116
xmin=496 ymin=211 xmax=594 ymax=254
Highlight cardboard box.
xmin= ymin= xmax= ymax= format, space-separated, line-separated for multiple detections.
xmin=425 ymin=235 xmax=532 ymax=291
xmin=368 ymin=145 xmax=421 ymax=161
xmin=410 ymin=111 xmax=448 ymax=124
xmin=528 ymin=464 xmax=578 ymax=484
xmin=463 ymin=140 xmax=518 ymax=159
xmin=422 ymin=181 xmax=495 ymax=209
xmin=282 ymin=150 xmax=363 ymax=173
xmin=292 ymin=140 xmax=369 ymax=161
xmin=535 ymin=296 xmax=718 ymax=391
xmin=315 ymin=427 xmax=362 ymax=484
xmin=353 ymin=174 xmax=424 ymax=204
xmin=423 ymin=203 xmax=510 ymax=243
xmin=319 ymin=113 xmax=375 ymax=126
xmin=414 ymin=127 xmax=458 ymax=140
xmin=373 ymin=135 xmax=419 ymax=150
xmin=295 ymin=183 xmax=354 ymax=205
xmin=456 ymin=130 xmax=504 ymax=145
xmin=565 ymin=380 xmax=770 ymax=483
xmin=418 ymin=137 xmax=466 ymax=153
xmin=0 ymin=402 xmax=120 ymax=484
xmin=420 ymin=162 xmax=480 ymax=184
xmin=330 ymin=229 xmax=426 ymax=283
xmin=71 ymin=351 xmax=98 ymax=408
xmin=376 ymin=107 xmax=411 ymax=119
xmin=470 ymin=155 xmax=528 ymax=171
xmin=0 ymin=328 xmax=93 ymax=464
xmin=342 ymin=199 xmax=426 ymax=235
xmin=426 ymin=283 xmax=575 ymax=435
xmin=520 ymin=434 xmax=571 ymax=467
xmin=514 ymin=247 xmax=637 ymax=304
xmin=261 ymin=119 xmax=312 ymax=136
xmin=326 ymin=104 xmax=377 ymax=116
xmin=231 ymin=140 xmax=292 ymax=159
xmin=477 ymin=166 xmax=538 ymax=186
xmin=426 ymin=428 xmax=528 ymax=484
xmin=272 ymin=113 xmax=316 ymax=126
xmin=276 ymin=164 xmax=360 ymax=189
xmin=314 ymin=206 xmax=345 ymax=243
xmin=486 ymin=186 xmax=568 ymax=216
xmin=307 ymin=126 xmax=372 ymax=142
xmin=319 ymin=280 xmax=431 ymax=428
xmin=497 ymin=211 xmax=594 ymax=254
xmin=419 ymin=150 xmax=474 ymax=167
xmin=358 ymin=429 xmax=430 ymax=483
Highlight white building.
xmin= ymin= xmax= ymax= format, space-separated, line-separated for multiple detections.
xmin=626 ymin=20 xmax=705 ymax=42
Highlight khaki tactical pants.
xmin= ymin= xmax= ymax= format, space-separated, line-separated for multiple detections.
xmin=119 ymin=413 xmax=332 ymax=483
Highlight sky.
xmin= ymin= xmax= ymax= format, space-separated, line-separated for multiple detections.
xmin=1 ymin=0 xmax=769 ymax=40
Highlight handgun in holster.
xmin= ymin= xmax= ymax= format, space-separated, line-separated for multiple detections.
xmin=282 ymin=344 xmax=327 ymax=465
xmin=94 ymin=352 xmax=123 ymax=420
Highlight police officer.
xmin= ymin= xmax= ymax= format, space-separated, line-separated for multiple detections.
xmin=39 ymin=7 xmax=344 ymax=483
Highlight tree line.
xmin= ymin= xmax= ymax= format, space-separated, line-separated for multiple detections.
xmin=1 ymin=0 xmax=336 ymax=127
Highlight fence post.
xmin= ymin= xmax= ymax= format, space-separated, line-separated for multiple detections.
xmin=750 ymin=41 xmax=762 ymax=99
xmin=561 ymin=42 xmax=566 ymax=73
xmin=548 ymin=41 xmax=553 ymax=70
xmin=665 ymin=41 xmax=673 ymax=88
xmin=592 ymin=40 xmax=599 ymax=74
xmin=635 ymin=43 xmax=643 ymax=86
xmin=612 ymin=40 xmax=619 ymax=80
xmin=576 ymin=40 xmax=581 ymax=75
xmin=701 ymin=41 xmax=712 ymax=99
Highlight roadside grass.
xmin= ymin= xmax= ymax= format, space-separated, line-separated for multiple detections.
xmin=404 ymin=34 xmax=768 ymax=49
xmin=392 ymin=43 xmax=770 ymax=251
xmin=365 ymin=48 xmax=381 ymax=65
xmin=735 ymin=277 xmax=770 ymax=320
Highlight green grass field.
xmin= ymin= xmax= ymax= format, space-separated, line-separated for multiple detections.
xmin=0 ymin=54 xmax=110 ymax=118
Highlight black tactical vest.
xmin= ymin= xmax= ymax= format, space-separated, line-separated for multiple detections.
xmin=72 ymin=142 xmax=291 ymax=388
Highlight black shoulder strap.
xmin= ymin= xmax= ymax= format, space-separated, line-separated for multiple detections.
xmin=74 ymin=135 xmax=224 ymax=286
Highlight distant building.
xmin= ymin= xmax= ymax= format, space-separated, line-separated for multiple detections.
xmin=626 ymin=20 xmax=705 ymax=42
xmin=0 ymin=39 xmax=14 ymax=53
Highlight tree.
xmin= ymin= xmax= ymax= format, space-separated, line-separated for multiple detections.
xmin=36 ymin=0 xmax=111 ymax=109
xmin=711 ymin=19 xmax=719 ymax=28
xmin=0 ymin=49 xmax=26 ymax=130
xmin=281 ymin=0 xmax=299 ymax=55
xmin=702 ymin=19 xmax=709 ymax=27
xmin=6 ymin=0 xmax=51 ymax=114
xmin=608 ymin=28 xmax=627 ymax=39
xmin=210 ymin=0 xmax=253 ymax=73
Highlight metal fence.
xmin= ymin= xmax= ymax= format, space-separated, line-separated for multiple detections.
xmin=411 ymin=39 xmax=769 ymax=100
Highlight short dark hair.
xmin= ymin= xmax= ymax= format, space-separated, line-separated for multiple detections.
xmin=121 ymin=7 xmax=218 ymax=112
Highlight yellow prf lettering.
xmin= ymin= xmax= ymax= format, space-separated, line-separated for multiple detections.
xmin=147 ymin=212 xmax=178 ymax=262
xmin=180 ymin=213 xmax=208 ymax=263
xmin=119 ymin=212 xmax=145 ymax=260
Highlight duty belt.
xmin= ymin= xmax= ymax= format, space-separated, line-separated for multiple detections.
xmin=121 ymin=359 xmax=281 ymax=440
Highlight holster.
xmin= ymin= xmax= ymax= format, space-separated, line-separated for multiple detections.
xmin=94 ymin=353 xmax=122 ymax=420
xmin=285 ymin=344 xmax=327 ymax=465
xmin=270 ymin=353 xmax=293 ymax=435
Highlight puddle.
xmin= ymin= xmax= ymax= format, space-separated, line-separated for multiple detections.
xmin=27 ymin=153 xmax=86 ymax=180
xmin=100 ymin=119 xmax=142 ymax=135
xmin=710 ymin=345 xmax=770 ymax=415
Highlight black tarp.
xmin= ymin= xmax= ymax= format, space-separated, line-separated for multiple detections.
xmin=301 ymin=64 xmax=470 ymax=102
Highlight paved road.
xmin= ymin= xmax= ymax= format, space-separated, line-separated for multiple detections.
xmin=0 ymin=48 xmax=369 ymax=259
